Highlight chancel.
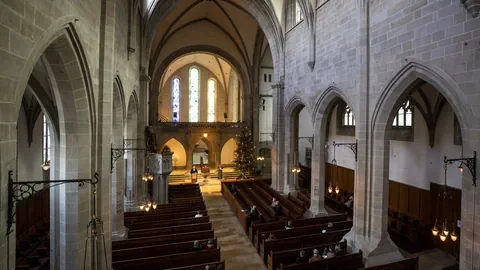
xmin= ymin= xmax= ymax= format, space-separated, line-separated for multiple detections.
xmin=0 ymin=0 xmax=479 ymax=270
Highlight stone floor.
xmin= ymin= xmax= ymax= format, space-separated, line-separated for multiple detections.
xmin=201 ymin=183 xmax=267 ymax=270
xmin=399 ymin=248 xmax=456 ymax=270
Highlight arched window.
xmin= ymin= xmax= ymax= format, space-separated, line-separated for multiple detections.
xmin=295 ymin=1 xmax=303 ymax=23
xmin=393 ymin=100 xmax=413 ymax=127
xmin=189 ymin=67 xmax=200 ymax=122
xmin=343 ymin=105 xmax=355 ymax=126
xmin=172 ymin=77 xmax=180 ymax=122
xmin=43 ymin=114 xmax=50 ymax=163
xmin=207 ymin=79 xmax=216 ymax=122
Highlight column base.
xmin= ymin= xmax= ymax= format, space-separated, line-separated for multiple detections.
xmin=283 ymin=184 xmax=299 ymax=195
xmin=344 ymin=231 xmax=404 ymax=267
xmin=112 ymin=227 xmax=128 ymax=240
xmin=307 ymin=207 xmax=329 ymax=217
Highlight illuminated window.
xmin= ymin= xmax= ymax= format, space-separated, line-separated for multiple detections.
xmin=393 ymin=100 xmax=413 ymax=127
xmin=343 ymin=105 xmax=355 ymax=126
xmin=207 ymin=79 xmax=216 ymax=122
xmin=189 ymin=67 xmax=200 ymax=122
xmin=172 ymin=77 xmax=180 ymax=122
xmin=43 ymin=114 xmax=50 ymax=162
xmin=295 ymin=1 xmax=303 ymax=23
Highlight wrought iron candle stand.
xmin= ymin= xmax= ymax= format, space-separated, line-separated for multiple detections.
xmin=6 ymin=170 xmax=108 ymax=269
xmin=444 ymin=151 xmax=477 ymax=186
xmin=333 ymin=139 xmax=358 ymax=161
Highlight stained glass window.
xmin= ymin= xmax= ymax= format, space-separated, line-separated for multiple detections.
xmin=393 ymin=100 xmax=412 ymax=127
xmin=208 ymin=79 xmax=216 ymax=122
xmin=172 ymin=77 xmax=180 ymax=122
xmin=343 ymin=105 xmax=355 ymax=126
xmin=189 ymin=67 xmax=200 ymax=122
xmin=43 ymin=114 xmax=50 ymax=162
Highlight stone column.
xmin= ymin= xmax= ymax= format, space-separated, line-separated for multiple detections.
xmin=136 ymin=71 xmax=150 ymax=202
xmin=150 ymin=153 xmax=173 ymax=204
xmin=309 ymin=113 xmax=328 ymax=216
xmin=344 ymin=1 xmax=402 ymax=266
xmin=271 ymin=79 xmax=285 ymax=192
xmin=125 ymin=152 xmax=135 ymax=206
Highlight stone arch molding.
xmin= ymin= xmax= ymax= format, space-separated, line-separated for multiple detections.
xmin=311 ymin=85 xmax=356 ymax=125
xmin=372 ymin=58 xmax=474 ymax=133
xmin=284 ymin=95 xmax=311 ymax=118
xmin=365 ymin=58 xmax=478 ymax=265
xmin=7 ymin=18 xmax=96 ymax=270
xmin=114 ymin=75 xmax=127 ymax=124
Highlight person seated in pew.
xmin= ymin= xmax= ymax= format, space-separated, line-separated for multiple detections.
xmin=205 ymin=240 xmax=216 ymax=251
xmin=344 ymin=196 xmax=353 ymax=209
xmin=247 ymin=205 xmax=259 ymax=221
xmin=334 ymin=244 xmax=345 ymax=256
xmin=193 ymin=240 xmax=203 ymax=251
xmin=230 ymin=183 xmax=237 ymax=195
xmin=322 ymin=248 xmax=328 ymax=259
xmin=265 ymin=233 xmax=276 ymax=242
xmin=309 ymin=249 xmax=321 ymax=262
xmin=285 ymin=221 xmax=294 ymax=230
xmin=295 ymin=250 xmax=309 ymax=264
xmin=195 ymin=210 xmax=204 ymax=218
xmin=274 ymin=201 xmax=283 ymax=216
xmin=326 ymin=245 xmax=336 ymax=258
xmin=328 ymin=222 xmax=333 ymax=228
xmin=270 ymin=197 xmax=277 ymax=207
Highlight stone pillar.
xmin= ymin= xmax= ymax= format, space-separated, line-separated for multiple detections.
xmin=125 ymin=152 xmax=135 ymax=206
xmin=271 ymin=79 xmax=285 ymax=192
xmin=150 ymin=153 xmax=173 ymax=204
xmin=344 ymin=1 xmax=402 ymax=266
xmin=309 ymin=113 xmax=328 ymax=216
xmin=137 ymin=71 xmax=150 ymax=201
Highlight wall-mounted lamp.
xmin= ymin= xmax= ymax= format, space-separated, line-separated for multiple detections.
xmin=444 ymin=151 xmax=476 ymax=186
xmin=203 ymin=133 xmax=208 ymax=138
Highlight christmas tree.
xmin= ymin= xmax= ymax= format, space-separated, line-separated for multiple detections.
xmin=234 ymin=128 xmax=256 ymax=178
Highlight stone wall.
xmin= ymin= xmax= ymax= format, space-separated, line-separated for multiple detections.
xmin=0 ymin=0 xmax=143 ymax=269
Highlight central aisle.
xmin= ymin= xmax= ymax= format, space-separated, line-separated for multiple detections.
xmin=201 ymin=184 xmax=267 ymax=270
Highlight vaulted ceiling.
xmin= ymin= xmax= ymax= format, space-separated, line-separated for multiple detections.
xmin=161 ymin=53 xmax=233 ymax=91
xmin=148 ymin=0 xmax=273 ymax=94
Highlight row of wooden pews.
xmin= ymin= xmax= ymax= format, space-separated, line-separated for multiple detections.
xmin=112 ymin=184 xmax=225 ymax=270
xmin=222 ymin=180 xmax=419 ymax=270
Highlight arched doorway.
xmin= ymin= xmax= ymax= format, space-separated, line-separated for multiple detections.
xmin=193 ymin=139 xmax=210 ymax=166
xmin=163 ymin=138 xmax=187 ymax=169
xmin=221 ymin=138 xmax=237 ymax=167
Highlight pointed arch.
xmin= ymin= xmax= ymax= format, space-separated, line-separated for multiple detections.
xmin=189 ymin=66 xmax=200 ymax=122
xmin=221 ymin=138 xmax=238 ymax=165
xmin=163 ymin=138 xmax=187 ymax=168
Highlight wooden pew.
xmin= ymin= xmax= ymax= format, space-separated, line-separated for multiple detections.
xmin=288 ymin=194 xmax=307 ymax=209
xmin=239 ymin=184 xmax=276 ymax=221
xmin=256 ymin=181 xmax=304 ymax=218
xmin=125 ymin=200 xmax=204 ymax=212
xmin=246 ymin=182 xmax=298 ymax=219
xmin=297 ymin=192 xmax=311 ymax=208
xmin=112 ymin=238 xmax=217 ymax=261
xmin=124 ymin=210 xmax=208 ymax=224
xmin=112 ymin=230 xmax=214 ymax=250
xmin=166 ymin=261 xmax=225 ymax=270
xmin=250 ymin=213 xmax=346 ymax=242
xmin=126 ymin=216 xmax=210 ymax=230
xmin=256 ymin=220 xmax=353 ymax=251
xmin=358 ymin=256 xmax=419 ymax=270
xmin=222 ymin=183 xmax=249 ymax=232
xmin=124 ymin=204 xmax=205 ymax=218
xmin=279 ymin=252 xmax=364 ymax=270
xmin=237 ymin=186 xmax=272 ymax=222
xmin=260 ymin=229 xmax=350 ymax=263
xmin=128 ymin=222 xmax=212 ymax=238
xmin=268 ymin=240 xmax=347 ymax=270
xmin=112 ymin=249 xmax=221 ymax=270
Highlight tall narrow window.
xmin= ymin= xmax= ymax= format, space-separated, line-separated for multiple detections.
xmin=295 ymin=1 xmax=303 ymax=23
xmin=172 ymin=77 xmax=180 ymax=122
xmin=189 ymin=67 xmax=200 ymax=122
xmin=43 ymin=115 xmax=50 ymax=163
xmin=343 ymin=105 xmax=355 ymax=126
xmin=207 ymin=79 xmax=216 ymax=122
xmin=393 ymin=100 xmax=413 ymax=127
